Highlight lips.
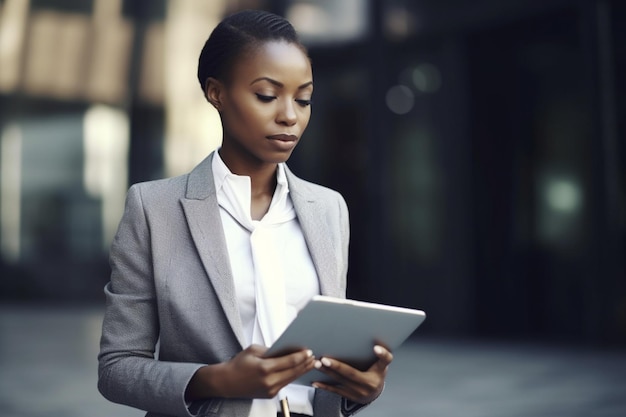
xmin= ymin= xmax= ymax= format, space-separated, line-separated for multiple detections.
xmin=267 ymin=134 xmax=298 ymax=142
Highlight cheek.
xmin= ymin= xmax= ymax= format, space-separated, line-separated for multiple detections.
xmin=237 ymin=101 xmax=273 ymax=124
xmin=225 ymin=102 xmax=264 ymax=132
xmin=300 ymin=109 xmax=312 ymax=130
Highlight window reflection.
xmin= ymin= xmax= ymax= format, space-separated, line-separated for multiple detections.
xmin=23 ymin=10 xmax=89 ymax=99
xmin=83 ymin=105 xmax=129 ymax=249
xmin=0 ymin=0 xmax=30 ymax=93
xmin=286 ymin=0 xmax=369 ymax=45
xmin=0 ymin=125 xmax=22 ymax=262
xmin=163 ymin=0 xmax=225 ymax=176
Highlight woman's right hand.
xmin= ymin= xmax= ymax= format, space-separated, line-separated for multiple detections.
xmin=185 ymin=344 xmax=315 ymax=401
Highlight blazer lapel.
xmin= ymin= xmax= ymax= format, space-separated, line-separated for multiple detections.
xmin=179 ymin=157 xmax=342 ymax=349
xmin=180 ymin=153 xmax=247 ymax=348
xmin=286 ymin=167 xmax=343 ymax=298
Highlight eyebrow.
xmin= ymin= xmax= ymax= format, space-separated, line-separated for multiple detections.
xmin=250 ymin=77 xmax=313 ymax=89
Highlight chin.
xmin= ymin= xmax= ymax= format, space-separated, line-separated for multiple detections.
xmin=265 ymin=150 xmax=296 ymax=164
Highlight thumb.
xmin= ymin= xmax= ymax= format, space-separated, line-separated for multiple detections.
xmin=371 ymin=345 xmax=393 ymax=369
xmin=245 ymin=344 xmax=269 ymax=356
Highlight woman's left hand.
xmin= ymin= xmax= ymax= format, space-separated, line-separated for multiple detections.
xmin=311 ymin=345 xmax=393 ymax=404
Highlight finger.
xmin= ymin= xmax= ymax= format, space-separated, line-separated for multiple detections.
xmin=313 ymin=357 xmax=384 ymax=403
xmin=265 ymin=349 xmax=315 ymax=373
xmin=245 ymin=344 xmax=270 ymax=357
xmin=370 ymin=345 xmax=393 ymax=371
xmin=313 ymin=357 xmax=361 ymax=386
xmin=266 ymin=350 xmax=316 ymax=388
xmin=312 ymin=378 xmax=370 ymax=404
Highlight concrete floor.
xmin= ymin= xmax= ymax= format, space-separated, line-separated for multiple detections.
xmin=1 ymin=306 xmax=625 ymax=417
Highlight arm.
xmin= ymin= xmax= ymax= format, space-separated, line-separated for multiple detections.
xmin=98 ymin=185 xmax=204 ymax=417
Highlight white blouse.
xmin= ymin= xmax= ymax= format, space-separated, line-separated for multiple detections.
xmin=212 ymin=151 xmax=319 ymax=416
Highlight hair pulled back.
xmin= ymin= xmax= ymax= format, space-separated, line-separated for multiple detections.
xmin=198 ymin=9 xmax=305 ymax=95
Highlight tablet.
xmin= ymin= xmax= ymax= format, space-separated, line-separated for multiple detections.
xmin=265 ymin=295 xmax=426 ymax=385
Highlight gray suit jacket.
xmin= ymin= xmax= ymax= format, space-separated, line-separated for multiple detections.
xmin=98 ymin=152 xmax=352 ymax=417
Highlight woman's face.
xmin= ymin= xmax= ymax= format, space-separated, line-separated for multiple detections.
xmin=213 ymin=40 xmax=313 ymax=171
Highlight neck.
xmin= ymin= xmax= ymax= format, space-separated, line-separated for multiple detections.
xmin=250 ymin=167 xmax=278 ymax=199
xmin=217 ymin=148 xmax=278 ymax=197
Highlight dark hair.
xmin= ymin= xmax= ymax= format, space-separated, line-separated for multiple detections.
xmin=197 ymin=9 xmax=306 ymax=95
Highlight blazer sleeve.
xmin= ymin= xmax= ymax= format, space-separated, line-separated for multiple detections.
xmin=97 ymin=184 xmax=203 ymax=417
xmin=339 ymin=191 xmax=350 ymax=295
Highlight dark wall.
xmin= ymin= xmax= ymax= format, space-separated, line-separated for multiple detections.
xmin=289 ymin=0 xmax=625 ymax=344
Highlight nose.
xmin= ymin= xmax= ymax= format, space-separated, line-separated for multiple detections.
xmin=276 ymin=99 xmax=297 ymax=126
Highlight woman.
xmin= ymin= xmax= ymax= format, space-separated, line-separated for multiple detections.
xmin=98 ymin=9 xmax=391 ymax=417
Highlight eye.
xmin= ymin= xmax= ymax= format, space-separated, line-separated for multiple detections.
xmin=295 ymin=99 xmax=312 ymax=107
xmin=255 ymin=93 xmax=276 ymax=102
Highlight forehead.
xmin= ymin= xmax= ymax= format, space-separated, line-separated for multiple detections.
xmin=231 ymin=41 xmax=312 ymax=86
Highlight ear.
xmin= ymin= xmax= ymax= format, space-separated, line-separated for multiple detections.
xmin=205 ymin=77 xmax=224 ymax=111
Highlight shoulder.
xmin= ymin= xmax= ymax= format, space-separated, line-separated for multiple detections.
xmin=284 ymin=165 xmax=349 ymax=225
xmin=127 ymin=174 xmax=189 ymax=204
xmin=126 ymin=153 xmax=214 ymax=203
xmin=285 ymin=166 xmax=346 ymax=205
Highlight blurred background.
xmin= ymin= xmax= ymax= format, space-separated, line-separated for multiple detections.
xmin=0 ymin=0 xmax=625 ymax=416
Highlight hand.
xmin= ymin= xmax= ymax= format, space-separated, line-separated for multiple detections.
xmin=311 ymin=345 xmax=392 ymax=404
xmin=186 ymin=344 xmax=315 ymax=401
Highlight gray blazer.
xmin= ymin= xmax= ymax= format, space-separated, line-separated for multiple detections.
xmin=98 ymin=152 xmax=352 ymax=417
